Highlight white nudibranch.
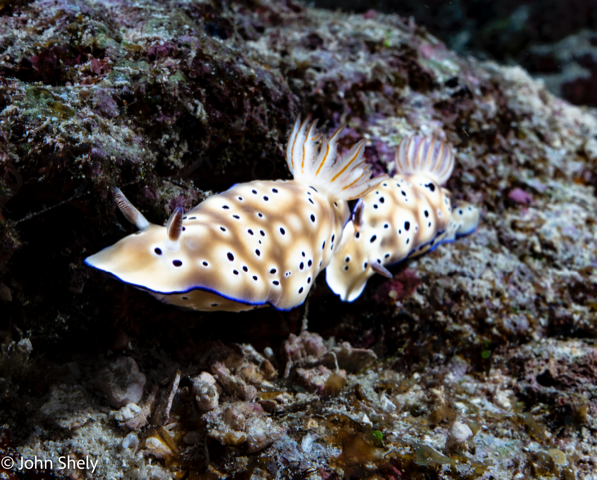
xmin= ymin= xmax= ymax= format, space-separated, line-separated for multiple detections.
xmin=325 ymin=135 xmax=480 ymax=302
xmin=85 ymin=116 xmax=387 ymax=312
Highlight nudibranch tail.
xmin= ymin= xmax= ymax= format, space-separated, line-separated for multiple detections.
xmin=114 ymin=187 xmax=150 ymax=230
xmin=395 ymin=135 xmax=455 ymax=185
xmin=286 ymin=115 xmax=387 ymax=200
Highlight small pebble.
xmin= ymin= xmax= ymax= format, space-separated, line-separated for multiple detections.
xmin=145 ymin=437 xmax=172 ymax=459
xmin=95 ymin=357 xmax=146 ymax=408
xmin=191 ymin=372 xmax=219 ymax=412
xmin=445 ymin=421 xmax=474 ymax=455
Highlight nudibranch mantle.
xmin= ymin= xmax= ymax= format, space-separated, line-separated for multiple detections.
xmin=85 ymin=116 xmax=387 ymax=312
xmin=325 ymin=135 xmax=480 ymax=302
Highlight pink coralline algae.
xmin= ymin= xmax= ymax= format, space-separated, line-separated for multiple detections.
xmin=508 ymin=187 xmax=534 ymax=204
xmin=371 ymin=268 xmax=422 ymax=305
xmin=282 ymin=330 xmax=328 ymax=366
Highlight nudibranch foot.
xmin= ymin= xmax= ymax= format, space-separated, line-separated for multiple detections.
xmin=152 ymin=289 xmax=268 ymax=313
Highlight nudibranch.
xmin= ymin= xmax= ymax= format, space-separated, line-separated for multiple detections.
xmin=325 ymin=135 xmax=480 ymax=302
xmin=85 ymin=116 xmax=387 ymax=312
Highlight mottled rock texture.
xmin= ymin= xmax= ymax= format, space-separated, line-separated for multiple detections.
xmin=0 ymin=0 xmax=596 ymax=478
xmin=314 ymin=0 xmax=597 ymax=60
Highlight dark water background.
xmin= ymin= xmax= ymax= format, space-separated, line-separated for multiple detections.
xmin=314 ymin=0 xmax=597 ymax=107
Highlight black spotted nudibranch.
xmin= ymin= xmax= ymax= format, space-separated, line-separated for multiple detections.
xmin=85 ymin=116 xmax=387 ymax=312
xmin=325 ymin=135 xmax=480 ymax=302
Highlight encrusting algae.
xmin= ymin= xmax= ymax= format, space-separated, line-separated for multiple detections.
xmin=85 ymin=116 xmax=387 ymax=312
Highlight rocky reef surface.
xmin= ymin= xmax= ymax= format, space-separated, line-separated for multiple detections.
xmin=1 ymin=0 xmax=597 ymax=478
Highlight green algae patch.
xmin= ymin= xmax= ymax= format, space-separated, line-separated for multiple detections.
xmin=168 ymin=71 xmax=186 ymax=84
xmin=547 ymin=448 xmax=567 ymax=465
xmin=413 ymin=445 xmax=452 ymax=466
xmin=474 ymin=432 xmax=522 ymax=463
xmin=22 ymin=86 xmax=75 ymax=119
xmin=121 ymin=42 xmax=144 ymax=54
xmin=340 ymin=433 xmax=386 ymax=467
xmin=520 ymin=412 xmax=550 ymax=442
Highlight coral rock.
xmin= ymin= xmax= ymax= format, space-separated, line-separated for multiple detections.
xmin=211 ymin=361 xmax=257 ymax=402
xmin=282 ymin=331 xmax=328 ymax=366
xmin=122 ymin=432 xmax=140 ymax=455
xmin=245 ymin=415 xmax=286 ymax=454
xmin=204 ymin=401 xmax=286 ymax=453
xmin=4 ymin=0 xmax=597 ymax=477
xmin=258 ymin=392 xmax=294 ymax=413
xmin=151 ymin=369 xmax=181 ymax=426
xmin=191 ymin=372 xmax=220 ymax=412
xmin=145 ymin=436 xmax=173 ymax=460
xmin=323 ymin=342 xmax=377 ymax=373
xmin=238 ymin=363 xmax=268 ymax=387
xmin=123 ymin=385 xmax=159 ymax=431
xmin=260 ymin=359 xmax=278 ymax=380
xmin=111 ymin=403 xmax=142 ymax=422
xmin=379 ymin=393 xmax=397 ymax=413
xmin=296 ymin=365 xmax=347 ymax=395
xmin=94 ymin=357 xmax=146 ymax=409
xmin=40 ymin=384 xmax=95 ymax=429
xmin=444 ymin=421 xmax=474 ymax=456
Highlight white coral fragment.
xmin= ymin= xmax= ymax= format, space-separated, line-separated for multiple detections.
xmin=444 ymin=421 xmax=474 ymax=455
xmin=191 ymin=372 xmax=220 ymax=412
